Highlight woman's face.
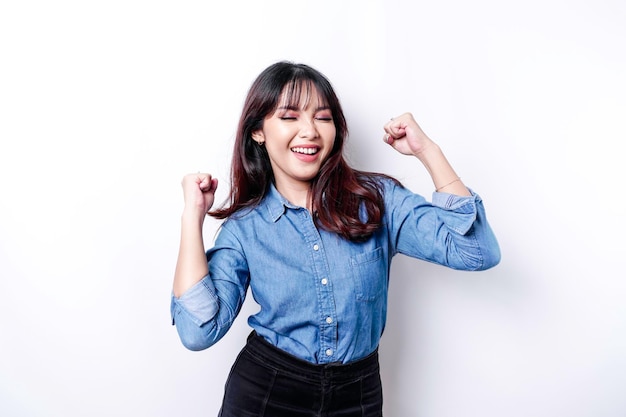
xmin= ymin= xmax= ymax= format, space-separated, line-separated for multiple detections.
xmin=252 ymin=85 xmax=336 ymax=195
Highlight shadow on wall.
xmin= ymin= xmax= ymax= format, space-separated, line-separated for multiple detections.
xmin=379 ymin=253 xmax=529 ymax=415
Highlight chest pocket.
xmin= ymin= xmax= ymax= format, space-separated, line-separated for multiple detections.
xmin=350 ymin=247 xmax=386 ymax=302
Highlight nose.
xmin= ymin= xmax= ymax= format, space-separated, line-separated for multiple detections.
xmin=298 ymin=117 xmax=319 ymax=139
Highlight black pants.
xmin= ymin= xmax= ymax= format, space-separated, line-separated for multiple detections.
xmin=218 ymin=332 xmax=383 ymax=417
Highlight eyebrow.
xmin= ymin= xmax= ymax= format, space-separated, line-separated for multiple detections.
xmin=276 ymin=105 xmax=331 ymax=112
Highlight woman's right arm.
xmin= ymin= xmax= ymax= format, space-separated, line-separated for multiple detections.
xmin=171 ymin=224 xmax=250 ymax=351
xmin=173 ymin=173 xmax=218 ymax=298
xmin=171 ymin=173 xmax=251 ymax=351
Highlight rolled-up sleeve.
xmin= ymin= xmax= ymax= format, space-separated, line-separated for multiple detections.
xmin=386 ymin=181 xmax=500 ymax=271
xmin=170 ymin=224 xmax=250 ymax=351
xmin=171 ymin=276 xmax=219 ymax=326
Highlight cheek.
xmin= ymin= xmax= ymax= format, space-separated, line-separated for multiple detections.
xmin=328 ymin=127 xmax=338 ymax=146
xmin=323 ymin=125 xmax=337 ymax=140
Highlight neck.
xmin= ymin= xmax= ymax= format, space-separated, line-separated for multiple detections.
xmin=275 ymin=181 xmax=312 ymax=210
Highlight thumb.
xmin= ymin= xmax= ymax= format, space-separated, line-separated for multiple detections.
xmin=209 ymin=178 xmax=218 ymax=193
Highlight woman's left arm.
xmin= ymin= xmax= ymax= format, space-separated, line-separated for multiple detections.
xmin=383 ymin=112 xmax=471 ymax=196
xmin=383 ymin=112 xmax=500 ymax=270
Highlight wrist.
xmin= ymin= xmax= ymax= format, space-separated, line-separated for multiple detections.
xmin=181 ymin=207 xmax=206 ymax=226
xmin=413 ymin=142 xmax=442 ymax=163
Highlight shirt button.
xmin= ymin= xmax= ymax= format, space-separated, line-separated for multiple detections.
xmin=326 ymin=317 xmax=333 ymax=324
xmin=325 ymin=349 xmax=333 ymax=356
xmin=313 ymin=244 xmax=319 ymax=251
xmin=321 ymin=278 xmax=328 ymax=285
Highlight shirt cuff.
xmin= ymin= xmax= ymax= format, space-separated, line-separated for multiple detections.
xmin=171 ymin=276 xmax=219 ymax=326
xmin=431 ymin=189 xmax=480 ymax=235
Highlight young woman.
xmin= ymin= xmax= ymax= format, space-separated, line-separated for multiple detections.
xmin=171 ymin=61 xmax=500 ymax=416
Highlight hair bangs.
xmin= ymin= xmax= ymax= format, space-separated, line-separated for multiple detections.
xmin=278 ymin=77 xmax=331 ymax=112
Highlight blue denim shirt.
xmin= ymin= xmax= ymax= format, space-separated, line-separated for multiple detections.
xmin=171 ymin=178 xmax=500 ymax=364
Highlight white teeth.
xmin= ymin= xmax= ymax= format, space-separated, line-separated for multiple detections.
xmin=291 ymin=147 xmax=318 ymax=155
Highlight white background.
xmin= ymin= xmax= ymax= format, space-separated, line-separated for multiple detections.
xmin=1 ymin=1 xmax=625 ymax=416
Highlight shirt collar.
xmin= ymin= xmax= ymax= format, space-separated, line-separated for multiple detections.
xmin=264 ymin=183 xmax=300 ymax=222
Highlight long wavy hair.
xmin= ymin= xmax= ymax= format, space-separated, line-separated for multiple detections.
xmin=210 ymin=61 xmax=396 ymax=242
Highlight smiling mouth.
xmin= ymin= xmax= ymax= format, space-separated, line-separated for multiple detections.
xmin=291 ymin=147 xmax=319 ymax=155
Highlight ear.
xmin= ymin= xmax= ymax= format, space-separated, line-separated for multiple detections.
xmin=251 ymin=130 xmax=265 ymax=144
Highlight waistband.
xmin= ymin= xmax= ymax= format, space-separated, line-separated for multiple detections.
xmin=244 ymin=331 xmax=380 ymax=383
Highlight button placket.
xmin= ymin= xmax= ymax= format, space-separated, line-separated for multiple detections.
xmin=300 ymin=212 xmax=338 ymax=364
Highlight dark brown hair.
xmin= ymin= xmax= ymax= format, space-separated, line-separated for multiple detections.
xmin=210 ymin=61 xmax=397 ymax=242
